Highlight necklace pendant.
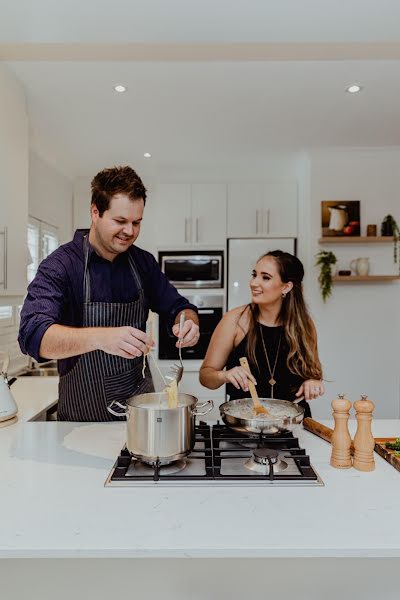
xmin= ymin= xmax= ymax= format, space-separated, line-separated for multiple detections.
xmin=269 ymin=378 xmax=276 ymax=386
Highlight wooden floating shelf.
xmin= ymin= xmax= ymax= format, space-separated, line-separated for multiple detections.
xmin=319 ymin=236 xmax=394 ymax=244
xmin=333 ymin=275 xmax=400 ymax=282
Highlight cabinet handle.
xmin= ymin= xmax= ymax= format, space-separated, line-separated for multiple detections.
xmin=196 ymin=217 xmax=199 ymax=243
xmin=184 ymin=218 xmax=188 ymax=243
xmin=188 ymin=218 xmax=192 ymax=244
xmin=264 ymin=208 xmax=270 ymax=234
xmin=0 ymin=227 xmax=7 ymax=289
xmin=256 ymin=210 xmax=259 ymax=234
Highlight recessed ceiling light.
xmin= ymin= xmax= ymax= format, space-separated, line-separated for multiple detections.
xmin=114 ymin=85 xmax=127 ymax=93
xmin=346 ymin=84 xmax=362 ymax=94
xmin=144 ymin=152 xmax=152 ymax=159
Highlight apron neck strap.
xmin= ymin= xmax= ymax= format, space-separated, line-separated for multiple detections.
xmin=83 ymin=235 xmax=143 ymax=304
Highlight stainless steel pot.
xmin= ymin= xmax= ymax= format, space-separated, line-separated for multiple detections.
xmin=219 ymin=397 xmax=304 ymax=436
xmin=108 ymin=392 xmax=213 ymax=464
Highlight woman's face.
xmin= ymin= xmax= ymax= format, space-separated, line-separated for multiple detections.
xmin=250 ymin=256 xmax=292 ymax=306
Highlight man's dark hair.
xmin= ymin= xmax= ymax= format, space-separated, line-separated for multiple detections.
xmin=91 ymin=166 xmax=147 ymax=216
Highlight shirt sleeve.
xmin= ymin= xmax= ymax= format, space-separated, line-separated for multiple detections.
xmin=18 ymin=255 xmax=69 ymax=362
xmin=142 ymin=251 xmax=198 ymax=332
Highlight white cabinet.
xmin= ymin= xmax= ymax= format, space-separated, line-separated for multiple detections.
xmin=154 ymin=183 xmax=226 ymax=247
xmin=227 ymin=184 xmax=263 ymax=238
xmin=154 ymin=183 xmax=191 ymax=246
xmin=227 ymin=182 xmax=298 ymax=238
xmin=0 ymin=66 xmax=29 ymax=297
xmin=191 ymin=184 xmax=226 ymax=245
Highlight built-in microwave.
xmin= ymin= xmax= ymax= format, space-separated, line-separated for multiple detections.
xmin=158 ymin=250 xmax=224 ymax=289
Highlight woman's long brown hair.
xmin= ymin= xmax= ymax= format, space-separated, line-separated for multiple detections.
xmin=245 ymin=250 xmax=323 ymax=381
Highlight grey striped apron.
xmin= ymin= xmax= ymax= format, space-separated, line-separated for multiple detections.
xmin=58 ymin=237 xmax=154 ymax=421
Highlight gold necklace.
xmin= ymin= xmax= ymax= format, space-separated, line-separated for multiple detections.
xmin=259 ymin=324 xmax=282 ymax=398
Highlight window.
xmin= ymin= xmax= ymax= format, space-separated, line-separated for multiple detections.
xmin=27 ymin=217 xmax=59 ymax=283
xmin=0 ymin=306 xmax=14 ymax=327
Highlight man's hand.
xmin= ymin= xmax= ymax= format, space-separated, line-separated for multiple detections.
xmin=172 ymin=319 xmax=200 ymax=348
xmin=97 ymin=326 xmax=152 ymax=359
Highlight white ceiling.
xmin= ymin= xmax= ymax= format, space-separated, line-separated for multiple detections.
xmin=2 ymin=0 xmax=400 ymax=178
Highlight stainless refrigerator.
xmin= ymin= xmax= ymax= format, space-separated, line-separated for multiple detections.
xmin=227 ymin=238 xmax=296 ymax=310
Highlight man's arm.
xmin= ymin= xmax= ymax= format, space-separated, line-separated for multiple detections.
xmin=40 ymin=324 xmax=149 ymax=360
xmin=19 ymin=254 xmax=150 ymax=362
xmin=142 ymin=251 xmax=199 ymax=338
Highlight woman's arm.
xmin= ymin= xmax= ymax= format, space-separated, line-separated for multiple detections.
xmin=199 ymin=306 xmax=256 ymax=391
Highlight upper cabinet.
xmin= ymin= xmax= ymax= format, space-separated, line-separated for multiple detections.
xmin=155 ymin=183 xmax=226 ymax=247
xmin=227 ymin=182 xmax=298 ymax=238
xmin=191 ymin=184 xmax=226 ymax=245
xmin=154 ymin=183 xmax=191 ymax=247
xmin=0 ymin=66 xmax=29 ymax=297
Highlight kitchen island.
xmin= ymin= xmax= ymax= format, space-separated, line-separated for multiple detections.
xmin=1 ymin=383 xmax=399 ymax=600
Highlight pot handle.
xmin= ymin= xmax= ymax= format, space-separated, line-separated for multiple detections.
xmin=107 ymin=400 xmax=128 ymax=418
xmin=192 ymin=399 xmax=214 ymax=416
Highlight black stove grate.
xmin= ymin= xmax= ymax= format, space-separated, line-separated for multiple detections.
xmin=108 ymin=422 xmax=320 ymax=483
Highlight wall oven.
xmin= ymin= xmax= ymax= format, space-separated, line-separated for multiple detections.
xmin=158 ymin=250 xmax=223 ymax=289
xmin=158 ymin=294 xmax=223 ymax=360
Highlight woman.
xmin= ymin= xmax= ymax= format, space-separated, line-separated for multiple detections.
xmin=199 ymin=250 xmax=324 ymax=417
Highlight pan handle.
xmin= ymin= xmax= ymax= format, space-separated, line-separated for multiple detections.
xmin=192 ymin=399 xmax=214 ymax=416
xmin=107 ymin=401 xmax=128 ymax=417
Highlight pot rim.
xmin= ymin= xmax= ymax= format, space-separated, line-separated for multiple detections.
xmin=126 ymin=391 xmax=198 ymax=410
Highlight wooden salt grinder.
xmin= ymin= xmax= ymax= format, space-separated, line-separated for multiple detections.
xmin=330 ymin=394 xmax=352 ymax=468
xmin=353 ymin=395 xmax=375 ymax=472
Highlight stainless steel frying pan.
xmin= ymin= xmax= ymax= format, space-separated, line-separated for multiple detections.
xmin=219 ymin=397 xmax=304 ymax=436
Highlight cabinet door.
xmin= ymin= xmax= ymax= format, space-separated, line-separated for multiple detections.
xmin=227 ymin=184 xmax=263 ymax=237
xmin=153 ymin=183 xmax=191 ymax=246
xmin=262 ymin=183 xmax=298 ymax=237
xmin=191 ymin=184 xmax=226 ymax=245
xmin=0 ymin=70 xmax=29 ymax=296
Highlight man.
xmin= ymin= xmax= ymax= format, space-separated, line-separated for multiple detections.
xmin=19 ymin=166 xmax=200 ymax=421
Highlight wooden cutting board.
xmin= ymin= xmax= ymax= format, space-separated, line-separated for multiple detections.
xmin=374 ymin=438 xmax=400 ymax=473
xmin=303 ymin=419 xmax=400 ymax=473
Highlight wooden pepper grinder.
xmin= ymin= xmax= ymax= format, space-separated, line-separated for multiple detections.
xmin=353 ymin=395 xmax=375 ymax=472
xmin=330 ymin=394 xmax=352 ymax=468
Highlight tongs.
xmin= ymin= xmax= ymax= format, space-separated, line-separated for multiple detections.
xmin=165 ymin=311 xmax=185 ymax=386
xmin=239 ymin=357 xmax=270 ymax=416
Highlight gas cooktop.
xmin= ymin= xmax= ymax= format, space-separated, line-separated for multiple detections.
xmin=104 ymin=423 xmax=324 ymax=487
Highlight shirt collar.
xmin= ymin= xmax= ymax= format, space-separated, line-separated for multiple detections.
xmin=72 ymin=229 xmax=131 ymax=264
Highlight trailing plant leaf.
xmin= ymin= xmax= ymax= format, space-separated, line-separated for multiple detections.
xmin=315 ymin=250 xmax=337 ymax=302
xmin=381 ymin=214 xmax=400 ymax=273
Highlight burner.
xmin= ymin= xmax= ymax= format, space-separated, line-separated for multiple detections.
xmin=244 ymin=448 xmax=288 ymax=474
xmin=126 ymin=459 xmax=187 ymax=476
xmin=253 ymin=448 xmax=279 ymax=464
xmin=244 ymin=456 xmax=289 ymax=474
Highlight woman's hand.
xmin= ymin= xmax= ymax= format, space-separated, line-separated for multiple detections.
xmin=222 ymin=367 xmax=257 ymax=392
xmin=295 ymin=380 xmax=325 ymax=402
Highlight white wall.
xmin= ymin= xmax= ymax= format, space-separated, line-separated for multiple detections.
xmin=307 ymin=149 xmax=400 ymax=419
xmin=29 ymin=152 xmax=73 ymax=245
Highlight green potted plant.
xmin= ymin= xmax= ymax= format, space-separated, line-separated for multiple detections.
xmin=315 ymin=250 xmax=337 ymax=302
xmin=381 ymin=214 xmax=400 ymax=272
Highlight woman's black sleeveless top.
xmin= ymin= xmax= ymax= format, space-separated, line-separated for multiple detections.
xmin=225 ymin=323 xmax=311 ymax=418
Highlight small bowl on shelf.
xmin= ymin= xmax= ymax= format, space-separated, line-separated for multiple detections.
xmin=337 ymin=270 xmax=352 ymax=276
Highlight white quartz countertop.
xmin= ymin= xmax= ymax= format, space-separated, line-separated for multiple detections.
xmin=8 ymin=376 xmax=59 ymax=423
xmin=1 ymin=381 xmax=400 ymax=559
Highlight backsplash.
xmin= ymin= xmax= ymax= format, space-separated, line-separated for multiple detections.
xmin=0 ymin=305 xmax=29 ymax=374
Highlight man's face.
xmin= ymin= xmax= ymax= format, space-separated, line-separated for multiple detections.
xmin=91 ymin=193 xmax=144 ymax=259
